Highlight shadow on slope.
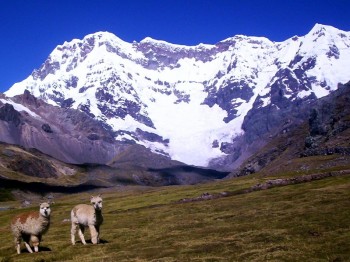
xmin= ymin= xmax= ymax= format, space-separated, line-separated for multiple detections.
xmin=0 ymin=176 xmax=105 ymax=195
xmin=147 ymin=165 xmax=230 ymax=185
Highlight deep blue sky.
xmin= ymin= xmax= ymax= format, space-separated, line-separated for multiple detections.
xmin=0 ymin=0 xmax=349 ymax=93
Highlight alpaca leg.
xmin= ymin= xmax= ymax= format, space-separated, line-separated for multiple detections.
xmin=31 ymin=235 xmax=40 ymax=252
xmin=78 ymin=225 xmax=87 ymax=245
xmin=14 ymin=237 xmax=21 ymax=254
xmin=24 ymin=241 xmax=33 ymax=253
xmin=89 ymin=225 xmax=98 ymax=244
xmin=16 ymin=243 xmax=21 ymax=254
xmin=95 ymin=226 xmax=100 ymax=244
xmin=71 ymin=222 xmax=78 ymax=245
xmin=21 ymin=234 xmax=33 ymax=253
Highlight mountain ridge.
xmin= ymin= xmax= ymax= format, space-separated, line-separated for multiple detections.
xmin=4 ymin=23 xmax=350 ymax=169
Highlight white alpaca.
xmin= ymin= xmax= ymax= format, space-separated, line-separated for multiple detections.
xmin=71 ymin=195 xmax=103 ymax=245
xmin=10 ymin=202 xmax=51 ymax=254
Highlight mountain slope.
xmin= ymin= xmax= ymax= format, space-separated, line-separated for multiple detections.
xmin=0 ymin=90 xmax=124 ymax=164
xmin=0 ymin=140 xmax=228 ymax=197
xmin=229 ymin=81 xmax=350 ymax=177
xmin=5 ymin=23 xmax=350 ymax=168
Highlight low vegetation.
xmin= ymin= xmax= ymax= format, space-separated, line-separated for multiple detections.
xmin=0 ymin=165 xmax=349 ymax=261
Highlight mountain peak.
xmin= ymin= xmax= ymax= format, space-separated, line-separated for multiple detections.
xmin=311 ymin=23 xmax=328 ymax=32
xmin=56 ymin=31 xmax=132 ymax=56
xmin=308 ymin=23 xmax=346 ymax=38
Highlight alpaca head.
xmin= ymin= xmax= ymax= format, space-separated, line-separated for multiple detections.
xmin=90 ymin=195 xmax=103 ymax=211
xmin=39 ymin=202 xmax=51 ymax=217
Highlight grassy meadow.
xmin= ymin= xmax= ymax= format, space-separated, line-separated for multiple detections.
xmin=0 ymin=170 xmax=350 ymax=261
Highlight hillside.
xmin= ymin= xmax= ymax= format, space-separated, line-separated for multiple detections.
xmin=0 ymin=140 xmax=228 ymax=201
xmin=0 ymin=165 xmax=349 ymax=261
xmin=1 ymin=82 xmax=349 ymax=260
xmin=1 ymin=81 xmax=350 ymax=199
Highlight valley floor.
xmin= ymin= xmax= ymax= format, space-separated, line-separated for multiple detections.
xmin=0 ymin=170 xmax=350 ymax=261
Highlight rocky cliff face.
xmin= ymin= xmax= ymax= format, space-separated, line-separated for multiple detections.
xmin=4 ymin=24 xmax=350 ymax=169
xmin=0 ymin=91 xmax=126 ymax=164
xmin=228 ymin=81 xmax=350 ymax=177
xmin=303 ymin=81 xmax=350 ymax=157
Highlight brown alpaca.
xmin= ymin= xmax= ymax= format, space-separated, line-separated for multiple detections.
xmin=10 ymin=202 xmax=51 ymax=254
xmin=71 ymin=195 xmax=103 ymax=245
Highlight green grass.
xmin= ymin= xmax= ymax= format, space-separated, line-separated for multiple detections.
xmin=0 ymin=189 xmax=15 ymax=202
xmin=0 ymin=173 xmax=350 ymax=261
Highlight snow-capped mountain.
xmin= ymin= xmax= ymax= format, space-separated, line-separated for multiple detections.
xmin=5 ymin=23 xmax=350 ymax=168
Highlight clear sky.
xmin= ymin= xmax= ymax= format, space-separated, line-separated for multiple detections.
xmin=0 ymin=0 xmax=349 ymax=93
